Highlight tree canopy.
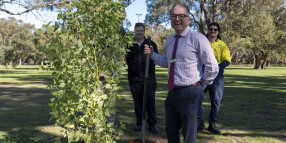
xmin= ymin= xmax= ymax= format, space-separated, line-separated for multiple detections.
xmin=145 ymin=0 xmax=286 ymax=69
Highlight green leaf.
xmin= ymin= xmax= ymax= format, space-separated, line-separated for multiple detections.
xmin=54 ymin=22 xmax=59 ymax=32
xmin=49 ymin=0 xmax=129 ymax=142
xmin=78 ymin=39 xmax=83 ymax=48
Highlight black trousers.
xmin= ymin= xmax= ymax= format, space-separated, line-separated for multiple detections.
xmin=165 ymin=85 xmax=203 ymax=143
xmin=129 ymin=79 xmax=157 ymax=127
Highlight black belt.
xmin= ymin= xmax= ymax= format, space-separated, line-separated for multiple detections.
xmin=173 ymin=81 xmax=201 ymax=89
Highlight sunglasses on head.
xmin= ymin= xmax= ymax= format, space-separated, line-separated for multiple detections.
xmin=209 ymin=28 xmax=218 ymax=31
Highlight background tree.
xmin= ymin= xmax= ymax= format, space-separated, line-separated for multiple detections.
xmin=34 ymin=25 xmax=55 ymax=65
xmin=0 ymin=17 xmax=18 ymax=67
xmin=221 ymin=0 xmax=285 ymax=69
xmin=145 ymin=0 xmax=239 ymax=34
xmin=12 ymin=22 xmax=35 ymax=65
xmin=145 ymin=25 xmax=174 ymax=55
xmin=0 ymin=17 xmax=35 ymax=66
xmin=145 ymin=0 xmax=285 ymax=69
xmin=271 ymin=0 xmax=286 ymax=66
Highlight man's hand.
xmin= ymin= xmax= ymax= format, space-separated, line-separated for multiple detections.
xmin=144 ymin=44 xmax=154 ymax=56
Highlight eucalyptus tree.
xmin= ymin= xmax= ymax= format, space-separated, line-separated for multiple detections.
xmin=221 ymin=0 xmax=284 ymax=69
xmin=145 ymin=0 xmax=239 ymax=34
xmin=0 ymin=17 xmax=35 ymax=66
xmin=48 ymin=0 xmax=133 ymax=142
xmin=0 ymin=39 xmax=15 ymax=68
xmin=145 ymin=25 xmax=174 ymax=55
xmin=271 ymin=0 xmax=286 ymax=66
xmin=0 ymin=0 xmax=133 ymax=15
xmin=0 ymin=0 xmax=74 ymax=15
xmin=12 ymin=22 xmax=35 ymax=65
xmin=0 ymin=18 xmax=18 ymax=67
xmin=34 ymin=25 xmax=55 ymax=65
xmin=0 ymin=18 xmax=18 ymax=65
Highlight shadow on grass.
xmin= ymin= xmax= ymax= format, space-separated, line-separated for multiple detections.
xmin=222 ymin=131 xmax=286 ymax=139
xmin=118 ymin=66 xmax=286 ymax=142
xmin=1 ymin=66 xmax=285 ymax=142
xmin=199 ymin=74 xmax=286 ymax=142
xmin=0 ymin=71 xmax=29 ymax=74
xmin=0 ymin=85 xmax=67 ymax=142
xmin=0 ymin=73 xmax=52 ymax=85
xmin=13 ymin=68 xmax=41 ymax=70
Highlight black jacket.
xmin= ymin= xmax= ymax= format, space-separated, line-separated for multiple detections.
xmin=126 ymin=38 xmax=158 ymax=82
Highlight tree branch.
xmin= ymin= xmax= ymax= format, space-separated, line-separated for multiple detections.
xmin=200 ymin=0 xmax=210 ymax=26
xmin=219 ymin=0 xmax=237 ymax=13
xmin=0 ymin=0 xmax=71 ymax=15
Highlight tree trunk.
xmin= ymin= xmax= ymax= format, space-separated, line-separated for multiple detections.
xmin=19 ymin=58 xmax=22 ymax=65
xmin=254 ymin=51 xmax=269 ymax=69
xmin=238 ymin=54 xmax=245 ymax=64
xmin=261 ymin=60 xmax=266 ymax=69
xmin=266 ymin=60 xmax=270 ymax=67
xmin=5 ymin=60 xmax=8 ymax=69
xmin=254 ymin=54 xmax=263 ymax=69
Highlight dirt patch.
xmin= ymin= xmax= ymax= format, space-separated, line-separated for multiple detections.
xmin=127 ymin=138 xmax=167 ymax=143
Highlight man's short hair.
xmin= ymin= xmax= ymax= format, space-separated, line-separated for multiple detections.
xmin=134 ymin=22 xmax=145 ymax=31
xmin=169 ymin=3 xmax=190 ymax=15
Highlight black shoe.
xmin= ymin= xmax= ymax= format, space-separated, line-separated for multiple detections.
xmin=134 ymin=125 xmax=141 ymax=132
xmin=197 ymin=119 xmax=205 ymax=131
xmin=148 ymin=126 xmax=159 ymax=134
xmin=207 ymin=122 xmax=221 ymax=134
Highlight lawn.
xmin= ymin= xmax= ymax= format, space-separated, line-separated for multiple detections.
xmin=0 ymin=65 xmax=65 ymax=143
xmin=0 ymin=65 xmax=285 ymax=143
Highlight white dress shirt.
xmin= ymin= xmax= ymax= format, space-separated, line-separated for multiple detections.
xmin=151 ymin=27 xmax=219 ymax=88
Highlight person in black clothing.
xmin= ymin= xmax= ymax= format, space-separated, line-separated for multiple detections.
xmin=126 ymin=23 xmax=159 ymax=134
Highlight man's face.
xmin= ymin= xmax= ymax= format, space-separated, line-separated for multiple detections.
xmin=208 ymin=25 xmax=219 ymax=38
xmin=134 ymin=26 xmax=145 ymax=40
xmin=170 ymin=6 xmax=190 ymax=34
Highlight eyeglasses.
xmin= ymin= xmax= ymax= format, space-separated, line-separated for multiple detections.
xmin=209 ymin=28 xmax=218 ymax=31
xmin=170 ymin=14 xmax=189 ymax=20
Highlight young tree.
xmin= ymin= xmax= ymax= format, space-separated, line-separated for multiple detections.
xmin=48 ymin=0 xmax=133 ymax=142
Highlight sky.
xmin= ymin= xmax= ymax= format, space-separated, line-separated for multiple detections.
xmin=125 ymin=0 xmax=148 ymax=30
xmin=0 ymin=1 xmax=148 ymax=31
xmin=0 ymin=3 xmax=59 ymax=28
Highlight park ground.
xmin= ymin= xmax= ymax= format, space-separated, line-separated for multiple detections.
xmin=0 ymin=65 xmax=285 ymax=143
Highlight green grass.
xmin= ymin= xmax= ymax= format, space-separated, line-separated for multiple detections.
xmin=0 ymin=65 xmax=65 ymax=143
xmin=117 ymin=65 xmax=286 ymax=143
xmin=0 ymin=65 xmax=285 ymax=143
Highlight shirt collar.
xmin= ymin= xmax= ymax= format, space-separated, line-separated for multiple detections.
xmin=175 ymin=27 xmax=190 ymax=38
xmin=135 ymin=38 xmax=145 ymax=46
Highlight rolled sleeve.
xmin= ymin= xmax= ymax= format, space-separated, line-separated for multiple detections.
xmin=199 ymin=37 xmax=219 ymax=88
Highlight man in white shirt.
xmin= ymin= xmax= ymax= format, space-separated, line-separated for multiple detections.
xmin=144 ymin=3 xmax=219 ymax=143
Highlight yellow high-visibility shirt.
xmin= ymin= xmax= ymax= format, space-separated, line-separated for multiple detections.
xmin=210 ymin=39 xmax=231 ymax=64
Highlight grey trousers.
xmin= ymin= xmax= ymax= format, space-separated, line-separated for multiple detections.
xmin=165 ymin=85 xmax=203 ymax=143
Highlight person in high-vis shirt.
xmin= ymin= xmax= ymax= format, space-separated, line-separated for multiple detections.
xmin=197 ymin=22 xmax=231 ymax=134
